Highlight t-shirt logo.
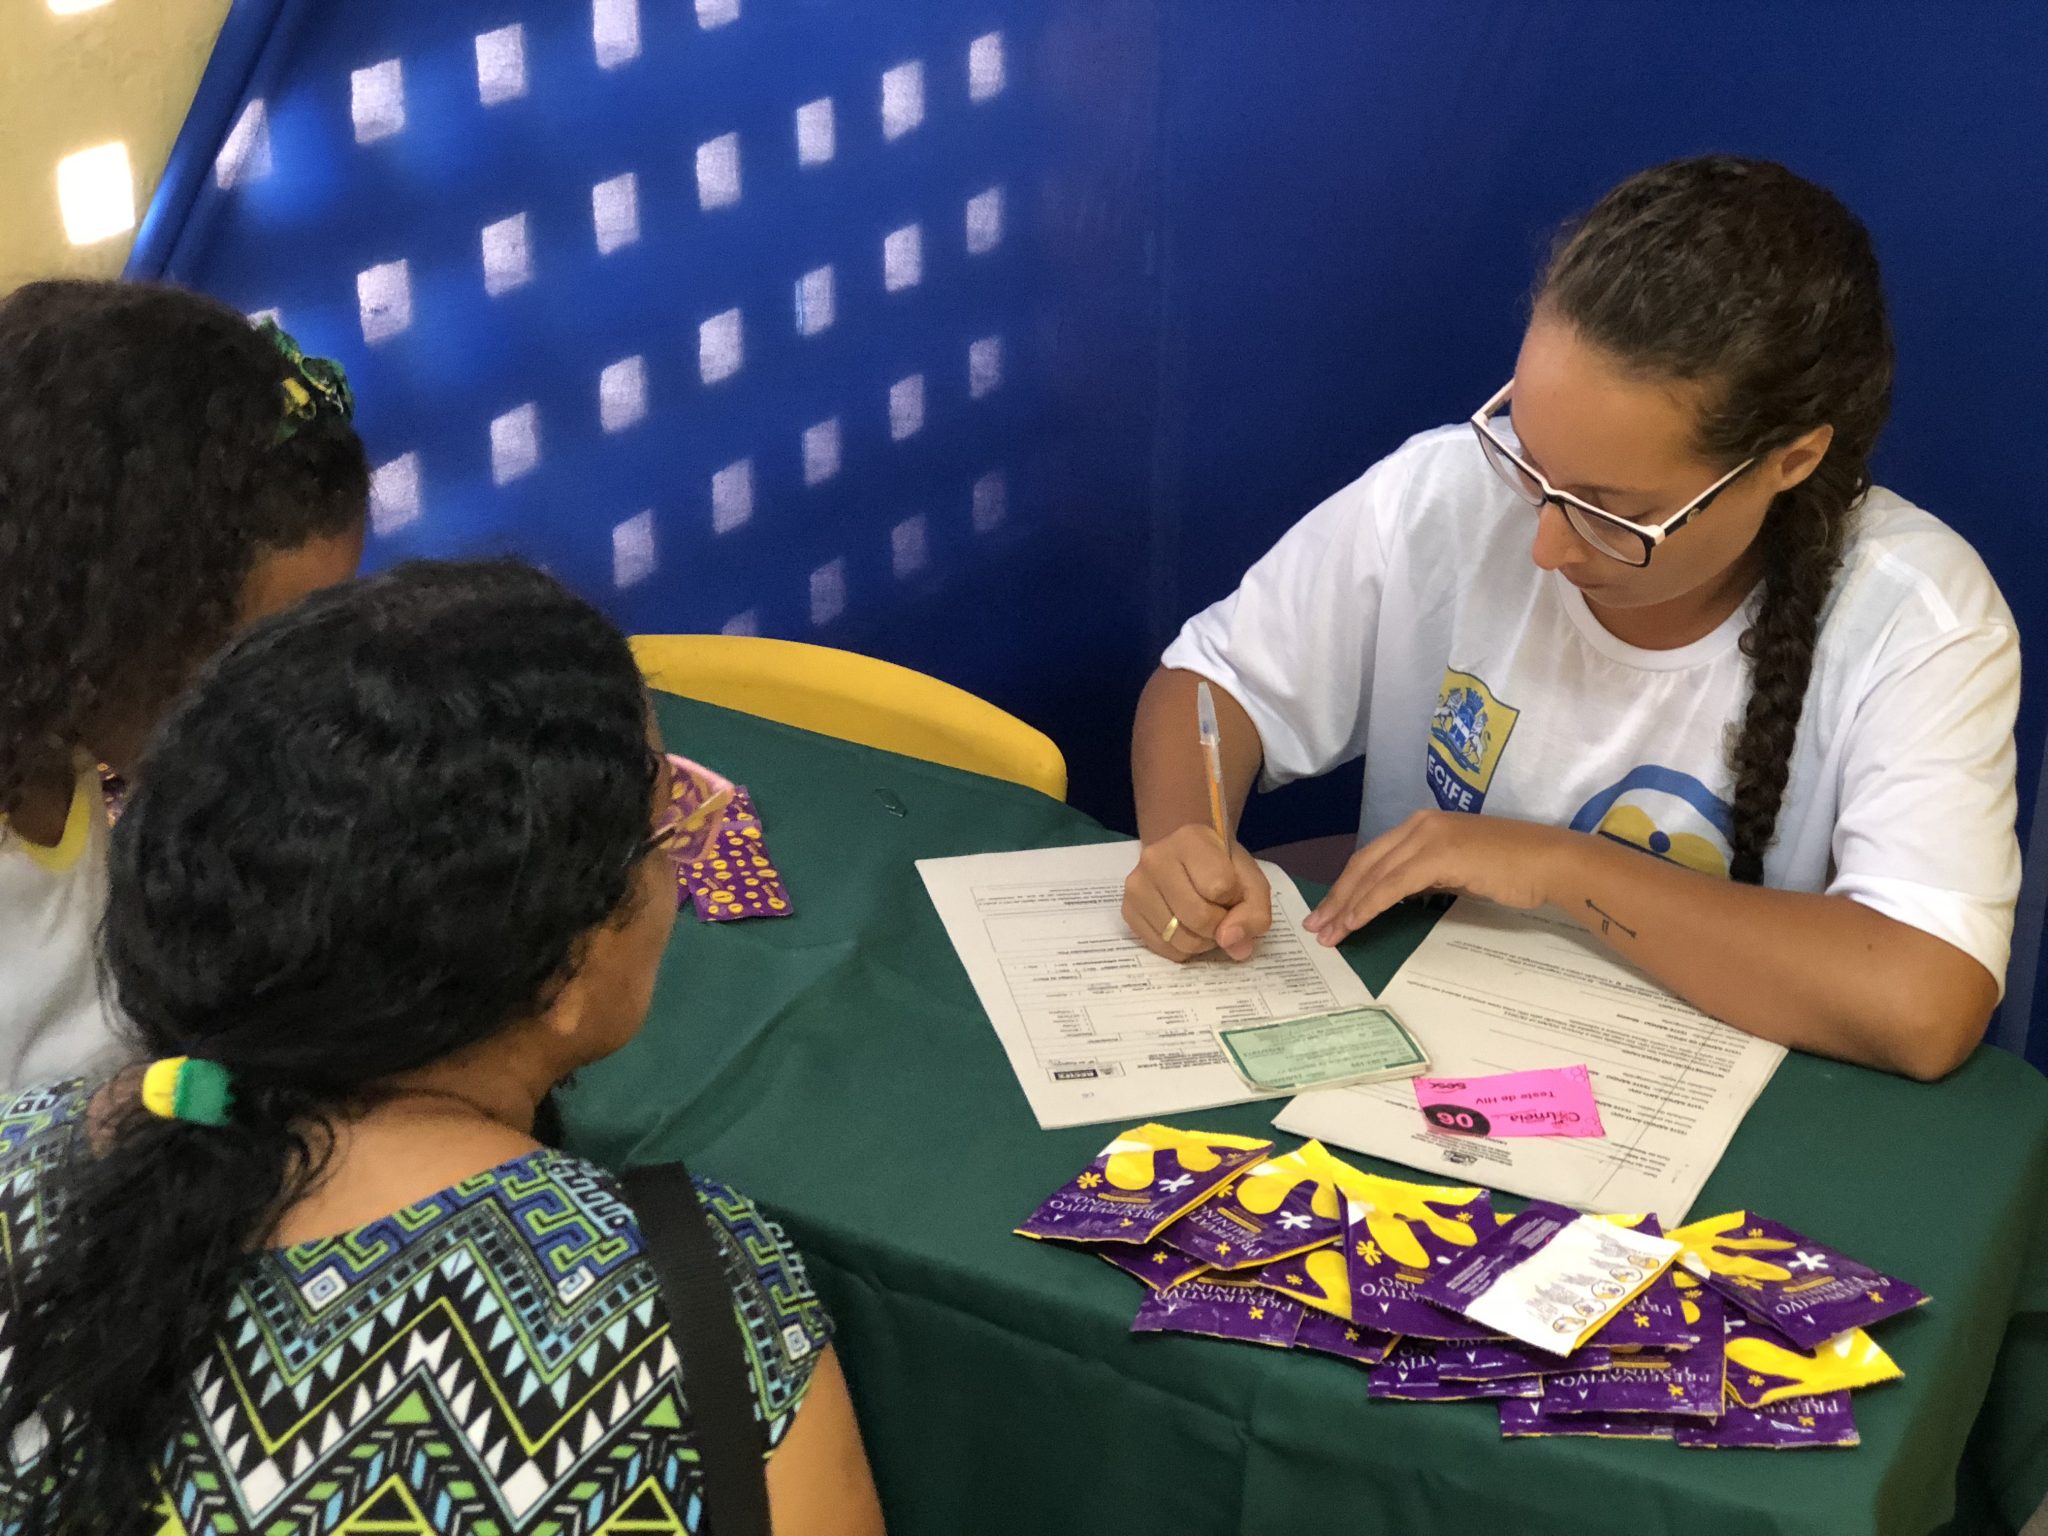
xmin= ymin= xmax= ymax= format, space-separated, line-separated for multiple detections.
xmin=1569 ymin=765 xmax=1733 ymax=879
xmin=1426 ymin=670 xmax=1520 ymax=814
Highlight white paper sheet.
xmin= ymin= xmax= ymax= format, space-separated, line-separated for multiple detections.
xmin=1276 ymin=898 xmax=1783 ymax=1228
xmin=916 ymin=841 xmax=1375 ymax=1128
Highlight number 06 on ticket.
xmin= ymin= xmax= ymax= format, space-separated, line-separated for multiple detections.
xmin=1216 ymin=1007 xmax=1430 ymax=1095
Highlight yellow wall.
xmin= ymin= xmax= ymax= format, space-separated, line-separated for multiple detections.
xmin=0 ymin=0 xmax=232 ymax=293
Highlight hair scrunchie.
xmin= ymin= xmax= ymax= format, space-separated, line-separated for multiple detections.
xmin=255 ymin=317 xmax=354 ymax=442
xmin=138 ymin=1056 xmax=236 ymax=1127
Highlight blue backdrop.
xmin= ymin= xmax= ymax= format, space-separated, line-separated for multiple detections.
xmin=133 ymin=0 xmax=2048 ymax=1065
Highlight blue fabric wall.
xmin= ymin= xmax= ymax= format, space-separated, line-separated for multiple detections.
xmin=134 ymin=1 xmax=2048 ymax=1064
xmin=138 ymin=0 xmax=1168 ymax=829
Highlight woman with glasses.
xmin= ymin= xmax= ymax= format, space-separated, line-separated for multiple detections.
xmin=1124 ymin=156 xmax=2017 ymax=1082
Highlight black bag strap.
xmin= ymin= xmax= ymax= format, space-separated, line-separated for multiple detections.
xmin=620 ymin=1160 xmax=773 ymax=1536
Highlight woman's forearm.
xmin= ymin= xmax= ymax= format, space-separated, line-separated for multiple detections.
xmin=1543 ymin=833 xmax=1997 ymax=1080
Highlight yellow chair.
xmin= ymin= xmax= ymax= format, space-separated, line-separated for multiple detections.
xmin=630 ymin=634 xmax=1069 ymax=801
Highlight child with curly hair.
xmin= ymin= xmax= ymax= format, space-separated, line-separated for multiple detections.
xmin=0 ymin=280 xmax=368 ymax=1089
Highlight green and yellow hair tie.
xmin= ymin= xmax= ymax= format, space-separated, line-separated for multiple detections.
xmin=254 ymin=317 xmax=354 ymax=443
xmin=139 ymin=1056 xmax=236 ymax=1127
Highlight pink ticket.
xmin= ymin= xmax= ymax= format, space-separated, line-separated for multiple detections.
xmin=1413 ymin=1066 xmax=1605 ymax=1139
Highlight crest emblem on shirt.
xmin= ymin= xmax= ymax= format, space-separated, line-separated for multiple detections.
xmin=1569 ymin=765 xmax=1733 ymax=879
xmin=1426 ymin=670 xmax=1520 ymax=814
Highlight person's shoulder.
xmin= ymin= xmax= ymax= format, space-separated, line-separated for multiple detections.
xmin=538 ymin=1154 xmax=797 ymax=1263
xmin=1350 ymin=421 xmax=1496 ymax=499
xmin=0 ymin=1081 xmax=89 ymax=1260
xmin=1390 ymin=420 xmax=1486 ymax=465
xmin=569 ymin=1159 xmax=834 ymax=1438
xmin=660 ymin=1170 xmax=826 ymax=1332
xmin=1295 ymin=421 xmax=1506 ymax=554
xmin=0 ymin=1078 xmax=89 ymax=1162
xmin=550 ymin=1158 xmax=830 ymax=1343
xmin=1831 ymin=488 xmax=2014 ymax=640
xmin=682 ymin=1172 xmax=790 ymax=1255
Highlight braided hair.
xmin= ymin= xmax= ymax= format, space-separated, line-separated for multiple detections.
xmin=1539 ymin=157 xmax=1894 ymax=882
xmin=0 ymin=280 xmax=367 ymax=818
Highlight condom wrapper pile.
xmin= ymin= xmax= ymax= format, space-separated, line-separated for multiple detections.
xmin=1016 ymin=1131 xmax=1920 ymax=1452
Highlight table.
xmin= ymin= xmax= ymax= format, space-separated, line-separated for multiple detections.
xmin=561 ymin=692 xmax=2048 ymax=1536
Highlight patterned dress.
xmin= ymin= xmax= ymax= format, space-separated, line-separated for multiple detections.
xmin=0 ymin=1082 xmax=832 ymax=1534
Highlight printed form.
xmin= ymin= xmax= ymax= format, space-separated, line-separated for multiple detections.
xmin=917 ymin=841 xmax=1373 ymax=1128
xmin=1277 ymin=898 xmax=1784 ymax=1227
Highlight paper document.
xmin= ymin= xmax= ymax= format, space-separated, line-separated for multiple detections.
xmin=917 ymin=841 xmax=1375 ymax=1128
xmin=1276 ymin=899 xmax=1782 ymax=1227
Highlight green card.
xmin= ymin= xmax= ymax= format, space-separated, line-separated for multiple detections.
xmin=1217 ymin=1006 xmax=1429 ymax=1095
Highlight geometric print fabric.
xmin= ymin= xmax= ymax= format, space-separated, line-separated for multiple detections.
xmin=0 ymin=1083 xmax=830 ymax=1534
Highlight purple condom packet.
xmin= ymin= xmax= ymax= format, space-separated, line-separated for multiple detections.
xmin=1670 ymin=1211 xmax=1928 ymax=1350
xmin=1590 ymin=1215 xmax=1698 ymax=1350
xmin=1500 ymin=1400 xmax=1679 ymax=1440
xmin=1602 ymin=1280 xmax=1730 ymax=1374
xmin=1372 ymin=1370 xmax=1543 ymax=1403
xmin=1016 ymin=1125 xmax=1272 ymax=1245
xmin=1292 ymin=1309 xmax=1399 ymax=1368
xmin=1257 ymin=1244 xmax=1350 ymax=1318
xmin=1438 ymin=1340 xmax=1613 ymax=1382
xmin=1724 ymin=1307 xmax=1807 ymax=1351
xmin=1158 ymin=1142 xmax=1349 ymax=1270
xmin=1131 ymin=1274 xmax=1303 ymax=1349
xmin=1345 ymin=1191 xmax=1508 ymax=1342
xmin=1601 ymin=1278 xmax=1696 ymax=1349
xmin=1099 ymin=1240 xmax=1212 ymax=1290
xmin=1722 ymin=1315 xmax=1900 ymax=1409
xmin=1419 ymin=1201 xmax=1681 ymax=1355
xmin=1539 ymin=1348 xmax=1724 ymax=1420
xmin=1675 ymin=1393 xmax=1859 ymax=1450
xmin=1369 ymin=1342 xmax=1541 ymax=1402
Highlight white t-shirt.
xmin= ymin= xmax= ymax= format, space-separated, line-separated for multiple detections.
xmin=1163 ymin=424 xmax=2022 ymax=987
xmin=0 ymin=765 xmax=129 ymax=1091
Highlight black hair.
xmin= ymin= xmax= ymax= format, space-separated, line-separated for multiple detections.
xmin=0 ymin=559 xmax=658 ymax=1531
xmin=0 ymin=279 xmax=369 ymax=818
xmin=1539 ymin=156 xmax=1894 ymax=882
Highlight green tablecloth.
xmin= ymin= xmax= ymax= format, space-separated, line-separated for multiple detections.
xmin=562 ymin=693 xmax=2048 ymax=1536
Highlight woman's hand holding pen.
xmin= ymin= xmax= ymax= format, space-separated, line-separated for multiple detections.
xmin=1123 ymin=825 xmax=1272 ymax=963
xmin=1126 ymin=669 xmax=1270 ymax=963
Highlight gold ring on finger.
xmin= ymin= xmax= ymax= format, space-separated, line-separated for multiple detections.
xmin=1161 ymin=915 xmax=1181 ymax=944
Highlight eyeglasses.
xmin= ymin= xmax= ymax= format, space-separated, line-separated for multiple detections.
xmin=644 ymin=751 xmax=735 ymax=864
xmin=1469 ymin=381 xmax=1753 ymax=568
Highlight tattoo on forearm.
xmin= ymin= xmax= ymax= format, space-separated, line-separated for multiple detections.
xmin=1585 ymin=899 xmax=1637 ymax=941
